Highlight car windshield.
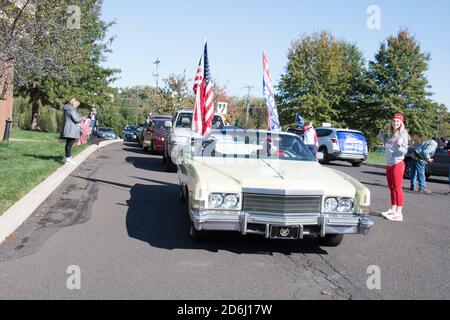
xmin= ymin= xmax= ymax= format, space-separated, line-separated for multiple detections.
xmin=125 ymin=126 xmax=139 ymax=132
xmin=99 ymin=128 xmax=113 ymax=133
xmin=194 ymin=130 xmax=315 ymax=161
xmin=176 ymin=113 xmax=223 ymax=129
xmin=154 ymin=119 xmax=169 ymax=130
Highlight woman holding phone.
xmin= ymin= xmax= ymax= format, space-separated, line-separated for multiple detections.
xmin=61 ymin=99 xmax=82 ymax=164
xmin=379 ymin=114 xmax=409 ymax=222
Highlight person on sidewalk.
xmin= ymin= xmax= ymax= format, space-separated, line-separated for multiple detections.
xmin=303 ymin=122 xmax=318 ymax=157
xmin=61 ymin=99 xmax=83 ymax=165
xmin=88 ymin=107 xmax=97 ymax=139
xmin=410 ymin=138 xmax=438 ymax=194
xmin=379 ymin=113 xmax=409 ymax=222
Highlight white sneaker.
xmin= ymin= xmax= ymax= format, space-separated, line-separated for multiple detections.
xmin=65 ymin=157 xmax=76 ymax=165
xmin=386 ymin=213 xmax=403 ymax=222
xmin=381 ymin=209 xmax=395 ymax=218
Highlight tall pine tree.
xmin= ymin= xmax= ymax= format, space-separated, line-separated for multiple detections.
xmin=367 ymin=29 xmax=438 ymax=140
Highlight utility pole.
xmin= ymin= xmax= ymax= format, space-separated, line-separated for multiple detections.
xmin=135 ymin=89 xmax=139 ymax=125
xmin=244 ymin=85 xmax=254 ymax=126
xmin=153 ymin=58 xmax=161 ymax=112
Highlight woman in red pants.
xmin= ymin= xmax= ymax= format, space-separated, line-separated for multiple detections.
xmin=379 ymin=114 xmax=409 ymax=222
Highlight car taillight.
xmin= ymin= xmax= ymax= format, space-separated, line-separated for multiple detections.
xmin=331 ymin=138 xmax=338 ymax=144
xmin=448 ymin=150 xmax=450 ymax=156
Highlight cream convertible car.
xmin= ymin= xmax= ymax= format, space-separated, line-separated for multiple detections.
xmin=177 ymin=129 xmax=373 ymax=247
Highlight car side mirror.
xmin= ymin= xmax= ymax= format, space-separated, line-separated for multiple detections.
xmin=316 ymin=152 xmax=324 ymax=161
xmin=164 ymin=121 xmax=172 ymax=129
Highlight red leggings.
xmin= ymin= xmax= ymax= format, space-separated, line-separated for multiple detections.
xmin=386 ymin=161 xmax=405 ymax=206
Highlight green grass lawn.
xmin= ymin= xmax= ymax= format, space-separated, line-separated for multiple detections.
xmin=366 ymin=152 xmax=386 ymax=166
xmin=0 ymin=130 xmax=87 ymax=215
xmin=10 ymin=130 xmax=61 ymax=141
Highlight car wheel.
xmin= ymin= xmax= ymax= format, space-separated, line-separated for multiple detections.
xmin=404 ymin=160 xmax=412 ymax=180
xmin=319 ymin=234 xmax=344 ymax=247
xmin=165 ymin=156 xmax=177 ymax=172
xmin=351 ymin=161 xmax=363 ymax=167
xmin=180 ymin=185 xmax=186 ymax=203
xmin=162 ymin=152 xmax=167 ymax=164
xmin=189 ymin=222 xmax=208 ymax=242
xmin=186 ymin=193 xmax=207 ymax=241
xmin=150 ymin=140 xmax=156 ymax=155
xmin=425 ymin=167 xmax=431 ymax=180
xmin=319 ymin=147 xmax=330 ymax=164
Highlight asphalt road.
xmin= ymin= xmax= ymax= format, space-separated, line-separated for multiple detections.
xmin=0 ymin=142 xmax=449 ymax=300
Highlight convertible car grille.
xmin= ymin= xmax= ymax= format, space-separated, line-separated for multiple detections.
xmin=243 ymin=194 xmax=322 ymax=215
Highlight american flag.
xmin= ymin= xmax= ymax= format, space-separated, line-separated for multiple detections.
xmin=263 ymin=52 xmax=280 ymax=131
xmin=193 ymin=41 xmax=214 ymax=136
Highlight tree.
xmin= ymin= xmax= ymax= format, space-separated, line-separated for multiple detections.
xmin=158 ymin=71 xmax=194 ymax=114
xmin=434 ymin=104 xmax=450 ymax=138
xmin=1 ymin=0 xmax=118 ymax=127
xmin=115 ymin=86 xmax=158 ymax=124
xmin=367 ymin=29 xmax=438 ymax=140
xmin=277 ymin=31 xmax=367 ymax=128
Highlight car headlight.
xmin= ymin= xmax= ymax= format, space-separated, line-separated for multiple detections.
xmin=224 ymin=194 xmax=239 ymax=209
xmin=324 ymin=198 xmax=339 ymax=212
xmin=324 ymin=197 xmax=354 ymax=213
xmin=337 ymin=198 xmax=353 ymax=213
xmin=209 ymin=193 xmax=224 ymax=208
xmin=209 ymin=193 xmax=240 ymax=209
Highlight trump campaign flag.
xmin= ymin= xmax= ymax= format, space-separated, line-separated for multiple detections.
xmin=263 ymin=52 xmax=280 ymax=131
xmin=192 ymin=40 xmax=214 ymax=136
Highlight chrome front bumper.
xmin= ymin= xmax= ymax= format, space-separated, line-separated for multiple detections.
xmin=190 ymin=210 xmax=373 ymax=238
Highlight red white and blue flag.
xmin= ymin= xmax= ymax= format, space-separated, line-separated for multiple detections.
xmin=263 ymin=52 xmax=280 ymax=131
xmin=193 ymin=40 xmax=214 ymax=136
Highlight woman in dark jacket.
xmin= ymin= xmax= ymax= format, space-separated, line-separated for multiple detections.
xmin=61 ymin=99 xmax=83 ymax=164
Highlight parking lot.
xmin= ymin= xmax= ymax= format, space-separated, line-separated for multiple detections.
xmin=0 ymin=142 xmax=449 ymax=299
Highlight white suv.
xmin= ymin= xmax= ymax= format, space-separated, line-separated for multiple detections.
xmin=316 ymin=127 xmax=368 ymax=167
xmin=163 ymin=109 xmax=226 ymax=172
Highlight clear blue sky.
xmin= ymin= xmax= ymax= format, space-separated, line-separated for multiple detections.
xmin=101 ymin=0 xmax=450 ymax=108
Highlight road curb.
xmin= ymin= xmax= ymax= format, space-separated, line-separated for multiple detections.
xmin=0 ymin=139 xmax=122 ymax=245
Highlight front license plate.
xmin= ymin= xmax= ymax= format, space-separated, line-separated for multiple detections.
xmin=270 ymin=226 xmax=300 ymax=239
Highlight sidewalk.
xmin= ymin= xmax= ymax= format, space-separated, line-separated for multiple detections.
xmin=0 ymin=140 xmax=122 ymax=244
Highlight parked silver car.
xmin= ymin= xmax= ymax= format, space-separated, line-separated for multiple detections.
xmin=316 ymin=127 xmax=368 ymax=167
xmin=95 ymin=127 xmax=117 ymax=140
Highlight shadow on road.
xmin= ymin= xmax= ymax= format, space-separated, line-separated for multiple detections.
xmin=123 ymin=142 xmax=140 ymax=147
xmin=125 ymin=179 xmax=328 ymax=256
xmin=125 ymin=155 xmax=164 ymax=172
xmin=123 ymin=148 xmax=148 ymax=155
